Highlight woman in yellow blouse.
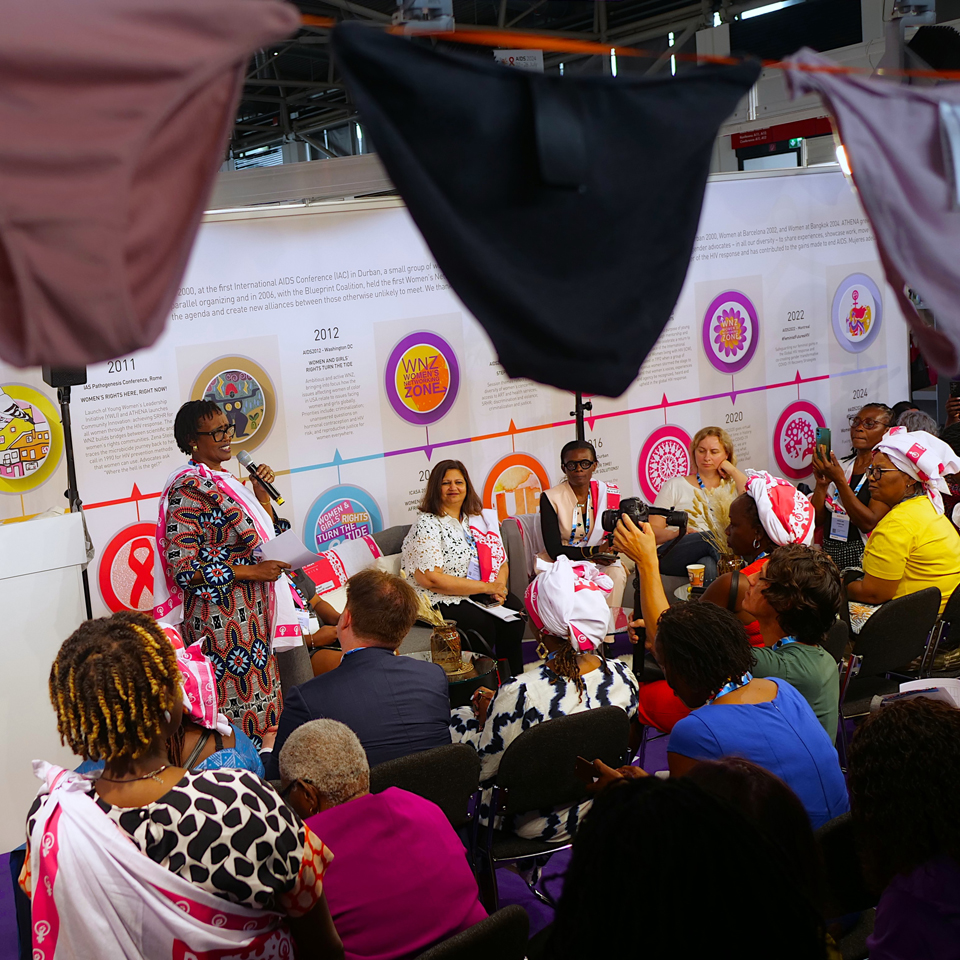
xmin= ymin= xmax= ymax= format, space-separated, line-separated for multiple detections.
xmin=846 ymin=428 xmax=960 ymax=629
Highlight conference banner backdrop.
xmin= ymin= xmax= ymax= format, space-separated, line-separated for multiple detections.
xmin=0 ymin=167 xmax=909 ymax=617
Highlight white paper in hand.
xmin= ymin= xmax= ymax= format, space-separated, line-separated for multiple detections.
xmin=259 ymin=528 xmax=322 ymax=570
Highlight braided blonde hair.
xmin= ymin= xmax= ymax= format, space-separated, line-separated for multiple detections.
xmin=50 ymin=611 xmax=180 ymax=762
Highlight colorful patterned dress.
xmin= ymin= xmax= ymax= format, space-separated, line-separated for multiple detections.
xmin=162 ymin=470 xmax=289 ymax=745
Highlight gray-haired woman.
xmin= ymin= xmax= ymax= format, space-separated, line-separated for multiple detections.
xmin=279 ymin=720 xmax=487 ymax=958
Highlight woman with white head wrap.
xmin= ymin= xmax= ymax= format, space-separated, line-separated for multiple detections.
xmin=847 ymin=428 xmax=960 ymax=625
xmin=450 ymin=555 xmax=639 ymax=844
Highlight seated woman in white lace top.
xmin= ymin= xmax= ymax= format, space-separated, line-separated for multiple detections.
xmin=451 ymin=556 xmax=639 ymax=842
xmin=401 ymin=459 xmax=525 ymax=674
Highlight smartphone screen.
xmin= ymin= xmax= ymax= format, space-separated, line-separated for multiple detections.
xmin=815 ymin=427 xmax=831 ymax=455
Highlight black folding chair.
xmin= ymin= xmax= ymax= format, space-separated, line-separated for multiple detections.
xmin=822 ymin=619 xmax=850 ymax=664
xmin=369 ymin=743 xmax=480 ymax=829
xmin=414 ymin=905 xmax=529 ymax=960
xmin=919 ymin=582 xmax=960 ymax=677
xmin=369 ymin=743 xmax=481 ymax=869
xmin=477 ymin=706 xmax=630 ymax=911
xmin=837 ymin=587 xmax=940 ymax=763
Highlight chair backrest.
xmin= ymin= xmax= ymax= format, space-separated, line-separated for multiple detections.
xmin=496 ymin=705 xmax=630 ymax=816
xmin=822 ymin=619 xmax=849 ymax=664
xmin=414 ymin=905 xmax=529 ymax=960
xmin=853 ymin=587 xmax=941 ymax=676
xmin=938 ymin=581 xmax=960 ymax=628
xmin=368 ymin=744 xmax=481 ymax=828
xmin=498 ymin=515 xmax=533 ymax=600
xmin=372 ymin=524 xmax=411 ymax=557
xmin=275 ymin=638 xmax=313 ymax=693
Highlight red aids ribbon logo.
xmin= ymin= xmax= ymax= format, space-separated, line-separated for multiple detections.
xmin=98 ymin=523 xmax=156 ymax=613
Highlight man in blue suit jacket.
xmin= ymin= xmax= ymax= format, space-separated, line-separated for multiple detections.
xmin=265 ymin=568 xmax=451 ymax=778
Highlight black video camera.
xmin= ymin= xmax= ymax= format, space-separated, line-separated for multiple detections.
xmin=600 ymin=498 xmax=688 ymax=555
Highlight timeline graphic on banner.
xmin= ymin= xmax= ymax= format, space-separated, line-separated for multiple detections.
xmin=0 ymin=170 xmax=909 ymax=616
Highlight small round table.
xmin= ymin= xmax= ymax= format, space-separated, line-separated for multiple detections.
xmin=404 ymin=650 xmax=499 ymax=708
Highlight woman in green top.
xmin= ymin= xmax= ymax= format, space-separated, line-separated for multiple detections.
xmin=741 ymin=545 xmax=843 ymax=741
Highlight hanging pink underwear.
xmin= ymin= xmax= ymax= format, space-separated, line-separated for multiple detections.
xmin=0 ymin=0 xmax=299 ymax=368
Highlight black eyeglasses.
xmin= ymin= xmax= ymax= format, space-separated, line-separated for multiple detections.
xmin=848 ymin=416 xmax=889 ymax=430
xmin=866 ymin=465 xmax=900 ymax=480
xmin=280 ymin=778 xmax=301 ymax=801
xmin=195 ymin=424 xmax=237 ymax=442
xmin=563 ymin=459 xmax=596 ymax=472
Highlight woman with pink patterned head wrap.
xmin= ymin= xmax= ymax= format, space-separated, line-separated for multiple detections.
xmin=743 ymin=470 xmax=816 ymax=547
xmin=450 ymin=556 xmax=638 ymax=843
xmin=847 ymin=429 xmax=960 ymax=626
xmin=76 ymin=642 xmax=265 ymax=778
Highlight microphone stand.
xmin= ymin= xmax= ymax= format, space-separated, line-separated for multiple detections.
xmin=570 ymin=392 xmax=593 ymax=444
xmin=58 ymin=384 xmax=93 ymax=619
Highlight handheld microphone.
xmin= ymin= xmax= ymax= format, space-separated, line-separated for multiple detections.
xmin=237 ymin=450 xmax=285 ymax=505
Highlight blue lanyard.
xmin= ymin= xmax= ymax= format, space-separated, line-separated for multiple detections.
xmin=705 ymin=671 xmax=753 ymax=705
xmin=773 ymin=636 xmax=801 ymax=650
xmin=572 ymin=487 xmax=592 ymax=544
xmin=696 ymin=473 xmax=705 ymax=490
xmin=851 ymin=473 xmax=868 ymax=496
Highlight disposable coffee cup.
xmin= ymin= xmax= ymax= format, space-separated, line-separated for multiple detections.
xmin=686 ymin=564 xmax=706 ymax=588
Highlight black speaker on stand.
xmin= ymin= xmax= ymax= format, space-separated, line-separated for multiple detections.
xmin=42 ymin=366 xmax=92 ymax=620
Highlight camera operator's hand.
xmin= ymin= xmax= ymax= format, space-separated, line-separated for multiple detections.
xmin=627 ymin=617 xmax=645 ymax=644
xmin=612 ymin=515 xmax=659 ymax=569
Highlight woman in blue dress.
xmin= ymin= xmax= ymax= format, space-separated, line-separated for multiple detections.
xmin=656 ymin=600 xmax=848 ymax=830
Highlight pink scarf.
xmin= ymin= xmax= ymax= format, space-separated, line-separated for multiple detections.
xmin=465 ymin=509 xmax=507 ymax=582
xmin=176 ymin=645 xmax=232 ymax=736
xmin=153 ymin=461 xmax=301 ymax=652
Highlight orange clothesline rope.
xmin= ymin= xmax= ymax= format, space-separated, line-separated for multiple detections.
xmin=300 ymin=12 xmax=960 ymax=81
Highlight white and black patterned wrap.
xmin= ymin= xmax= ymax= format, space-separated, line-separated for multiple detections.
xmin=27 ymin=768 xmax=306 ymax=910
xmin=450 ymin=658 xmax=639 ymax=843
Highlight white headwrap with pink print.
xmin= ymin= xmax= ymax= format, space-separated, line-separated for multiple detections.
xmin=744 ymin=470 xmax=815 ymax=546
xmin=875 ymin=427 xmax=960 ymax=515
xmin=176 ymin=644 xmax=232 ymax=736
xmin=524 ymin=556 xmax=612 ymax=652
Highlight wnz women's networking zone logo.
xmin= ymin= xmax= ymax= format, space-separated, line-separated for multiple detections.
xmin=385 ymin=332 xmax=460 ymax=425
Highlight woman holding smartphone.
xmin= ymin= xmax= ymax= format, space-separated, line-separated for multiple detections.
xmin=811 ymin=403 xmax=894 ymax=569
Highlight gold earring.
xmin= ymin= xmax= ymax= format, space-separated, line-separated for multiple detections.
xmin=536 ymin=640 xmax=548 ymax=660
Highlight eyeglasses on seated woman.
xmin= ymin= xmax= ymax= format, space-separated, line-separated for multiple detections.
xmin=811 ymin=403 xmax=894 ymax=571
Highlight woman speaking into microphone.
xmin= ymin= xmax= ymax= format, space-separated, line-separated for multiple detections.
xmin=155 ymin=400 xmax=300 ymax=747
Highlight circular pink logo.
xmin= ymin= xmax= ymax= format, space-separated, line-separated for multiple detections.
xmin=773 ymin=400 xmax=826 ymax=480
xmin=701 ymin=290 xmax=760 ymax=373
xmin=638 ymin=425 xmax=691 ymax=502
